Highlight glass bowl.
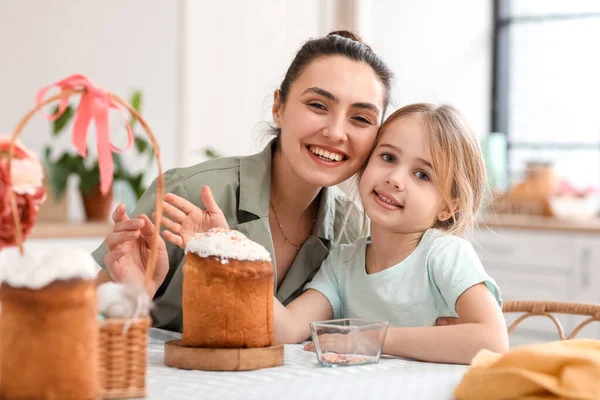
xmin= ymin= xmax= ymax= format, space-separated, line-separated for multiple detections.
xmin=309 ymin=318 xmax=388 ymax=367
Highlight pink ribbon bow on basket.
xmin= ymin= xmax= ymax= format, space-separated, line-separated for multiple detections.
xmin=37 ymin=74 xmax=134 ymax=195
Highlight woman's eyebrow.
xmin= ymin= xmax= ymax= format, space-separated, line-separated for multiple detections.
xmin=354 ymin=102 xmax=380 ymax=115
xmin=302 ymin=87 xmax=380 ymax=116
xmin=303 ymin=86 xmax=336 ymax=100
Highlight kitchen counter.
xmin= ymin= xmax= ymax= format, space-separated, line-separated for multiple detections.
xmin=479 ymin=213 xmax=600 ymax=234
xmin=29 ymin=221 xmax=112 ymax=239
xmin=27 ymin=214 xmax=600 ymax=240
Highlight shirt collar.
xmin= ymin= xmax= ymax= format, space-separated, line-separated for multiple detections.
xmin=238 ymin=140 xmax=273 ymax=218
xmin=313 ymin=185 xmax=336 ymax=242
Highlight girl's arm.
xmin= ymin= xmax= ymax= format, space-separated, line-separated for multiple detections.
xmin=383 ymin=283 xmax=508 ymax=364
xmin=274 ymin=289 xmax=334 ymax=344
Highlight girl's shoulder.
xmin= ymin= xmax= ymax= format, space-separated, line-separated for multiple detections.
xmin=326 ymin=236 xmax=368 ymax=264
xmin=422 ymin=229 xmax=475 ymax=256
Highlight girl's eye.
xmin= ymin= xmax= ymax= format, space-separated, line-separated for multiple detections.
xmin=381 ymin=153 xmax=396 ymax=163
xmin=309 ymin=103 xmax=327 ymax=111
xmin=415 ymin=171 xmax=430 ymax=181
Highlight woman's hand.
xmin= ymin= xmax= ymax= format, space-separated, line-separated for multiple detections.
xmin=103 ymin=204 xmax=170 ymax=298
xmin=157 ymin=185 xmax=229 ymax=249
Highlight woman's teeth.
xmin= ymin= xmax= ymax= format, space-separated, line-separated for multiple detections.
xmin=377 ymin=192 xmax=401 ymax=207
xmin=309 ymin=145 xmax=345 ymax=162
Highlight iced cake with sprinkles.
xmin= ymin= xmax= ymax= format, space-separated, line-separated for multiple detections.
xmin=185 ymin=227 xmax=271 ymax=264
xmin=182 ymin=228 xmax=274 ymax=348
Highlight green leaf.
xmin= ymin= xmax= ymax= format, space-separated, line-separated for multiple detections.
xmin=134 ymin=136 xmax=149 ymax=153
xmin=43 ymin=146 xmax=51 ymax=162
xmin=45 ymin=152 xmax=76 ymax=200
xmin=129 ymin=90 xmax=142 ymax=129
xmin=204 ymin=147 xmax=221 ymax=159
xmin=112 ymin=153 xmax=126 ymax=175
xmin=71 ymin=154 xmax=88 ymax=177
xmin=79 ymin=162 xmax=101 ymax=195
xmin=52 ymin=105 xmax=74 ymax=136
xmin=130 ymin=90 xmax=142 ymax=111
xmin=135 ymin=185 xmax=147 ymax=199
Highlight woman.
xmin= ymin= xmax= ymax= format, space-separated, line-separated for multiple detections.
xmin=94 ymin=31 xmax=394 ymax=332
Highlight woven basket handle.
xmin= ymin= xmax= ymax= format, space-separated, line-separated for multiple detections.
xmin=7 ymin=88 xmax=164 ymax=291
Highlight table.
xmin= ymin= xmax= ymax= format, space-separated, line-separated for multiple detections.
xmin=146 ymin=329 xmax=468 ymax=400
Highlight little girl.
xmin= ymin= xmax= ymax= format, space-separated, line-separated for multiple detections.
xmin=274 ymin=103 xmax=508 ymax=364
xmin=157 ymin=103 xmax=508 ymax=365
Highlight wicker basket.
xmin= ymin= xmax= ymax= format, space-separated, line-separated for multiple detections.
xmin=99 ymin=317 xmax=152 ymax=399
xmin=6 ymin=75 xmax=165 ymax=399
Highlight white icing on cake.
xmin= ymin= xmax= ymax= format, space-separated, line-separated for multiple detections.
xmin=98 ymin=282 xmax=151 ymax=318
xmin=185 ymin=228 xmax=271 ymax=262
xmin=0 ymin=246 xmax=99 ymax=289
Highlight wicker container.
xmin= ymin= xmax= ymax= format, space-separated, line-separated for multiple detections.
xmin=99 ymin=317 xmax=152 ymax=399
xmin=3 ymin=75 xmax=166 ymax=399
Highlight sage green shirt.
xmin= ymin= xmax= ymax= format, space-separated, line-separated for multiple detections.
xmin=92 ymin=140 xmax=362 ymax=332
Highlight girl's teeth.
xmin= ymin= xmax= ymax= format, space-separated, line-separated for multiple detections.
xmin=377 ymin=193 xmax=399 ymax=207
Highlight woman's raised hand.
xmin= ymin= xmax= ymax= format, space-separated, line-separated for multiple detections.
xmin=157 ymin=186 xmax=229 ymax=249
xmin=103 ymin=204 xmax=170 ymax=298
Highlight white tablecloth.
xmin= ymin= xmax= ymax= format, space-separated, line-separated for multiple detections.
xmin=147 ymin=329 xmax=467 ymax=400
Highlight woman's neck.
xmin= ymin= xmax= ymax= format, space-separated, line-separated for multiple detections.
xmin=270 ymin=146 xmax=321 ymax=218
xmin=367 ymin=224 xmax=426 ymax=274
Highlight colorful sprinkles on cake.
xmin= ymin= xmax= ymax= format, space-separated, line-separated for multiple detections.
xmin=185 ymin=228 xmax=271 ymax=263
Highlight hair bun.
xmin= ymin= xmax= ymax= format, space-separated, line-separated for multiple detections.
xmin=327 ymin=30 xmax=364 ymax=43
xmin=326 ymin=30 xmax=372 ymax=51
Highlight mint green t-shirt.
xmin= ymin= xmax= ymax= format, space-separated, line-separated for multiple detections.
xmin=304 ymin=229 xmax=502 ymax=327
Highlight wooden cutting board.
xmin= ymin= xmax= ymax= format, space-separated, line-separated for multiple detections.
xmin=164 ymin=340 xmax=284 ymax=371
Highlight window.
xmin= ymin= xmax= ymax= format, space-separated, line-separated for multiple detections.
xmin=493 ymin=0 xmax=600 ymax=190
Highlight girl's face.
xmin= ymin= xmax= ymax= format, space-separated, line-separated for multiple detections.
xmin=358 ymin=114 xmax=450 ymax=234
xmin=273 ymin=55 xmax=385 ymax=188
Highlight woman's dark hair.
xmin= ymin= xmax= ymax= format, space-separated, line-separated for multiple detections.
xmin=271 ymin=30 xmax=394 ymax=137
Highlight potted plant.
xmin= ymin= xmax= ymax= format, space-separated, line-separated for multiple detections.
xmin=43 ymin=91 xmax=154 ymax=221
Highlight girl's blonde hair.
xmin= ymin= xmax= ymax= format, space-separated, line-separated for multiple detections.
xmin=373 ymin=103 xmax=487 ymax=236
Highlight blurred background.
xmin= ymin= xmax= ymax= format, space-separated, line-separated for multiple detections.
xmin=2 ymin=0 xmax=599 ymax=221
xmin=0 ymin=0 xmax=493 ymax=220
xmin=1 ymin=0 xmax=600 ymax=345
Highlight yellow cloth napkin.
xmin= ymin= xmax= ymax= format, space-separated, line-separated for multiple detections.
xmin=454 ymin=339 xmax=600 ymax=400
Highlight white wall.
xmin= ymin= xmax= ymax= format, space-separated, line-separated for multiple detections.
xmin=0 ymin=0 xmax=179 ymax=219
xmin=180 ymin=0 xmax=493 ymax=164
xmin=0 ymin=0 xmax=179 ymax=168
xmin=0 ymin=0 xmax=493 ymax=218
xmin=180 ymin=0 xmax=322 ymax=165
xmin=367 ymin=0 xmax=493 ymax=137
